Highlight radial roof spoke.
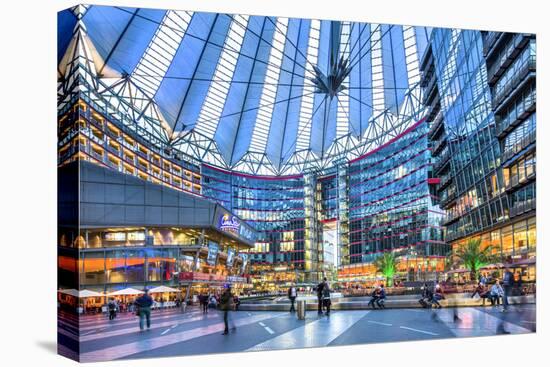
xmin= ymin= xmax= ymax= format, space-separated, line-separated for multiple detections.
xmin=65 ymin=6 xmax=430 ymax=175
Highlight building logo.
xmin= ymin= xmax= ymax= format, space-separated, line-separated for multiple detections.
xmin=219 ymin=214 xmax=240 ymax=235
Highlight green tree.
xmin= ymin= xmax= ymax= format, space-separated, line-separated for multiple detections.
xmin=374 ymin=252 xmax=398 ymax=287
xmin=454 ymin=238 xmax=496 ymax=282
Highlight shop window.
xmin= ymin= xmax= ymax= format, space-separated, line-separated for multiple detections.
xmin=501 ymin=225 xmax=513 ymax=257
xmin=513 ymin=221 xmax=528 ymax=254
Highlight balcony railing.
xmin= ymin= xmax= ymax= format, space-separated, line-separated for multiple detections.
xmin=483 ymin=32 xmax=504 ymax=56
xmin=433 ymin=149 xmax=451 ymax=173
xmin=509 ymin=198 xmax=536 ymax=218
xmin=440 ymin=189 xmax=457 ymax=207
xmin=501 ymin=130 xmax=536 ymax=164
xmin=431 ymin=136 xmax=447 ymax=155
xmin=495 ymin=101 xmax=536 ymax=139
xmin=487 ymin=34 xmax=531 ymax=85
xmin=428 ymin=110 xmax=444 ymax=139
xmin=492 ymin=56 xmax=536 ymax=111
xmin=505 ymin=170 xmax=535 ymax=192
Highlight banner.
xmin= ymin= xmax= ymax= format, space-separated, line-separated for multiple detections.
xmin=240 ymin=253 xmax=249 ymax=273
xmin=226 ymin=247 xmax=235 ymax=267
xmin=206 ymin=242 xmax=219 ymax=265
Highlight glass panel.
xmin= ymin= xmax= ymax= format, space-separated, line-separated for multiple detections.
xmin=106 ymin=250 xmax=126 ymax=283
xmin=82 ymin=251 xmax=105 ymax=285
xmin=126 ymin=250 xmax=145 ymax=283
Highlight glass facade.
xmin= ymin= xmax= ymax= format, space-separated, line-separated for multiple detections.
xmin=58 ymin=6 xmax=537 ymax=292
xmin=421 ymin=29 xmax=536 ymax=277
xmin=341 ymin=120 xmax=447 ymax=281
xmin=201 ymin=165 xmax=322 ymax=288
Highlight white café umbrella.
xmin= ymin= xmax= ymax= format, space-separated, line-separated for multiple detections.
xmin=107 ymin=287 xmax=144 ymax=296
xmin=58 ymin=289 xmax=104 ymax=298
xmin=148 ymin=286 xmax=181 ymax=293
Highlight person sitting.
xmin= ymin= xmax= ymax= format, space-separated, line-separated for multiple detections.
xmin=368 ymin=286 xmax=381 ymax=309
xmin=489 ymin=279 xmax=504 ymax=306
xmin=376 ymin=284 xmax=387 ymax=309
xmin=431 ymin=281 xmax=445 ymax=309
xmin=419 ymin=283 xmax=433 ymax=308
xmin=208 ymin=294 xmax=218 ymax=309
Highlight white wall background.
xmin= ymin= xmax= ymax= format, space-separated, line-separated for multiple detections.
xmin=0 ymin=0 xmax=547 ymax=366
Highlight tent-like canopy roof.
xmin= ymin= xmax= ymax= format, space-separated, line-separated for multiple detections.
xmin=148 ymin=286 xmax=181 ymax=293
xmin=58 ymin=289 xmax=104 ymax=298
xmin=58 ymin=5 xmax=431 ymax=175
xmin=107 ymin=287 xmax=145 ymax=296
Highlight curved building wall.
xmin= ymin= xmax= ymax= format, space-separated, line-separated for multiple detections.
xmin=201 ymin=165 xmax=321 ymax=288
xmin=341 ymin=119 xmax=449 ymax=282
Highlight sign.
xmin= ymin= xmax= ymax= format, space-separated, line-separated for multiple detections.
xmin=218 ymin=214 xmax=240 ymax=235
xmin=104 ymin=232 xmax=126 ymax=241
xmin=226 ymin=247 xmax=235 ymax=267
xmin=239 ymin=225 xmax=255 ymax=242
xmin=178 ymin=272 xmax=210 ymax=282
xmin=127 ymin=232 xmax=145 ymax=241
xmin=240 ymin=254 xmax=249 ymax=273
xmin=227 ymin=276 xmax=247 ymax=283
xmin=206 ymin=242 xmax=219 ymax=265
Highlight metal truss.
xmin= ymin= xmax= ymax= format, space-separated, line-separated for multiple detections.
xmin=58 ymin=10 xmax=427 ymax=176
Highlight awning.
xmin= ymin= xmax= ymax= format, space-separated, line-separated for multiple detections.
xmin=107 ymin=287 xmax=144 ymax=296
xmin=148 ymin=286 xmax=181 ymax=293
xmin=58 ymin=289 xmax=104 ymax=298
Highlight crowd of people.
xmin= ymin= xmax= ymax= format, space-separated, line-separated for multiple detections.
xmin=98 ymin=267 xmax=528 ymax=336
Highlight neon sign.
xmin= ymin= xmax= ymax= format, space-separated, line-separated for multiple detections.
xmin=218 ymin=214 xmax=240 ymax=235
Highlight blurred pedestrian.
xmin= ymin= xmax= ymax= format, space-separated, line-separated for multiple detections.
xmin=220 ymin=285 xmax=234 ymax=335
xmin=322 ymin=281 xmax=332 ymax=315
xmin=502 ymin=267 xmax=513 ymax=311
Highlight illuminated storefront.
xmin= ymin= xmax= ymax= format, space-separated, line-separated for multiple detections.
xmin=58 ymin=160 xmax=257 ymax=297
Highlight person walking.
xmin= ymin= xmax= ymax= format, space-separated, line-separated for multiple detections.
xmin=220 ymin=285 xmax=234 ymax=335
xmin=199 ymin=293 xmax=208 ymax=314
xmin=322 ymin=282 xmax=332 ymax=315
xmin=502 ymin=267 xmax=513 ymax=311
xmin=107 ymin=298 xmax=118 ymax=320
xmin=316 ymin=278 xmax=327 ymax=314
xmin=288 ymin=285 xmax=298 ymax=312
xmin=134 ymin=289 xmax=154 ymax=331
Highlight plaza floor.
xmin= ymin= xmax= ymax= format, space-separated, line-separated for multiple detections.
xmin=58 ymin=304 xmax=536 ymax=362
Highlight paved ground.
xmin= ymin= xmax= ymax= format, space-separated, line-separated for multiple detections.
xmin=58 ymin=304 xmax=536 ymax=362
